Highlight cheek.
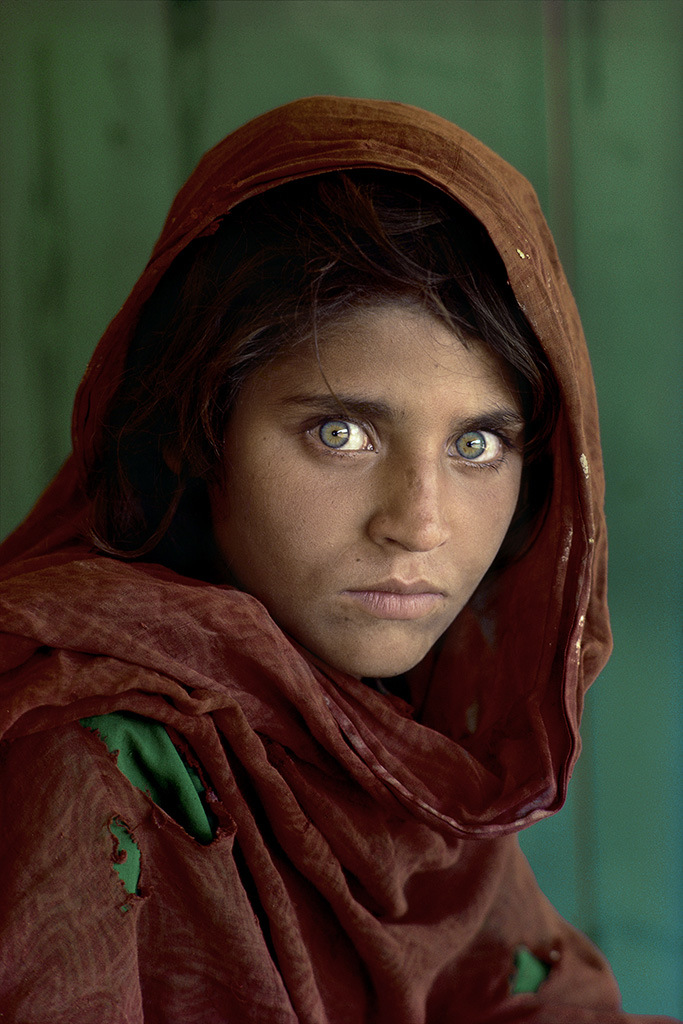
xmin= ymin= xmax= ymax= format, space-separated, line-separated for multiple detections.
xmin=264 ymin=472 xmax=361 ymax=577
xmin=465 ymin=469 xmax=523 ymax=560
xmin=211 ymin=452 xmax=355 ymax=587
xmin=497 ymin=472 xmax=523 ymax=529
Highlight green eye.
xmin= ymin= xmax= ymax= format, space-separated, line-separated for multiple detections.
xmin=318 ymin=419 xmax=370 ymax=451
xmin=319 ymin=420 xmax=351 ymax=448
xmin=453 ymin=430 xmax=500 ymax=461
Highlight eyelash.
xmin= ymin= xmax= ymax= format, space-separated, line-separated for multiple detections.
xmin=307 ymin=417 xmax=519 ymax=471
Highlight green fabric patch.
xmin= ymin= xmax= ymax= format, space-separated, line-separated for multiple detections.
xmin=109 ymin=817 xmax=141 ymax=897
xmin=511 ymin=945 xmax=550 ymax=994
xmin=80 ymin=711 xmax=215 ymax=844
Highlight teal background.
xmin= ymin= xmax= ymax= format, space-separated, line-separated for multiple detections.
xmin=1 ymin=1 xmax=681 ymax=1015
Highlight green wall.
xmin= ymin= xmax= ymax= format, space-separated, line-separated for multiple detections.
xmin=1 ymin=2 xmax=681 ymax=1015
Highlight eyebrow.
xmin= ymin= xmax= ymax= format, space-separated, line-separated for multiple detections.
xmin=281 ymin=393 xmax=525 ymax=433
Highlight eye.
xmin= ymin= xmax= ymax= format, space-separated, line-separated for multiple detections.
xmin=318 ymin=419 xmax=373 ymax=451
xmin=451 ymin=430 xmax=504 ymax=464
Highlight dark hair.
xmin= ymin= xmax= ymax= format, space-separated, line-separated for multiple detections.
xmin=87 ymin=171 xmax=558 ymax=576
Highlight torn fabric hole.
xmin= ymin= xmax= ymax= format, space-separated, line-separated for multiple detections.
xmin=510 ymin=945 xmax=551 ymax=994
xmin=109 ymin=817 xmax=141 ymax=902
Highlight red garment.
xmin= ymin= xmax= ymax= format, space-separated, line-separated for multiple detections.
xmin=0 ymin=97 xmax=675 ymax=1023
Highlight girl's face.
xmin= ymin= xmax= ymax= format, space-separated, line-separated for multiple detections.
xmin=210 ymin=302 xmax=524 ymax=679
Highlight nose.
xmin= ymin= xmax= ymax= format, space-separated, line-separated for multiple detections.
xmin=366 ymin=460 xmax=450 ymax=552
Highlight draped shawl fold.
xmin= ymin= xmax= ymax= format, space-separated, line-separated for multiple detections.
xmin=0 ymin=97 xmax=673 ymax=1023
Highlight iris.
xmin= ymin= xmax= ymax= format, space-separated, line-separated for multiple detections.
xmin=455 ymin=430 xmax=488 ymax=459
xmin=320 ymin=420 xmax=351 ymax=448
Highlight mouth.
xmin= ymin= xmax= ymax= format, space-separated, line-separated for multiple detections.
xmin=342 ymin=579 xmax=446 ymax=621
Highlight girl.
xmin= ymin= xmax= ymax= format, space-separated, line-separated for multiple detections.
xmin=0 ymin=97 xmax=673 ymax=1023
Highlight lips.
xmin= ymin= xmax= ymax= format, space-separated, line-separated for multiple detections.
xmin=358 ymin=578 xmax=445 ymax=595
xmin=342 ymin=579 xmax=446 ymax=620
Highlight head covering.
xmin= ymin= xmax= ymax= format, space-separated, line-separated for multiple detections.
xmin=4 ymin=98 xmax=663 ymax=1024
xmin=0 ymin=95 xmax=610 ymax=827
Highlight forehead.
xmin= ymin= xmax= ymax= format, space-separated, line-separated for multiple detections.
xmin=247 ymin=301 xmax=521 ymax=413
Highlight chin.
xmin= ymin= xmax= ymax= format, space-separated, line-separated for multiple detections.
xmin=327 ymin=644 xmax=429 ymax=681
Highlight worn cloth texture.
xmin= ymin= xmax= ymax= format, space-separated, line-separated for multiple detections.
xmin=0 ymin=97 xmax=674 ymax=1023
